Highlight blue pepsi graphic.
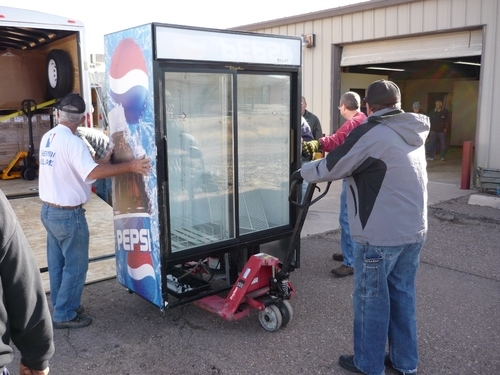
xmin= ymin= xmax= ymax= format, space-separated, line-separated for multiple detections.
xmin=115 ymin=214 xmax=159 ymax=305
xmin=109 ymin=38 xmax=149 ymax=124
xmin=105 ymin=25 xmax=162 ymax=307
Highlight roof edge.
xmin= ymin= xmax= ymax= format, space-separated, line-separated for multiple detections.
xmin=0 ymin=6 xmax=84 ymax=28
xmin=229 ymin=0 xmax=422 ymax=31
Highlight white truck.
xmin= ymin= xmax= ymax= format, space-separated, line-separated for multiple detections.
xmin=0 ymin=6 xmax=94 ymax=179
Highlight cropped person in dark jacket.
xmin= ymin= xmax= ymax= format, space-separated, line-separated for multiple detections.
xmin=0 ymin=189 xmax=54 ymax=374
xmin=301 ymin=96 xmax=323 ymax=140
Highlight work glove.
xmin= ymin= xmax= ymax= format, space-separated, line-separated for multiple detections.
xmin=291 ymin=169 xmax=304 ymax=184
xmin=302 ymin=140 xmax=321 ymax=156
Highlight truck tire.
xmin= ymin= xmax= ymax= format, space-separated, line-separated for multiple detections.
xmin=46 ymin=49 xmax=74 ymax=98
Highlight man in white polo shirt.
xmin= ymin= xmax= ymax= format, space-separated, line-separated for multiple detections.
xmin=39 ymin=93 xmax=152 ymax=329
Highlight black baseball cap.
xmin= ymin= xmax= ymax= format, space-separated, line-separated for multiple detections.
xmin=55 ymin=93 xmax=86 ymax=114
xmin=365 ymin=80 xmax=401 ymax=106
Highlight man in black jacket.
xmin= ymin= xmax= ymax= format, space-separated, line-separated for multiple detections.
xmin=0 ymin=189 xmax=54 ymax=374
xmin=301 ymin=96 xmax=323 ymax=140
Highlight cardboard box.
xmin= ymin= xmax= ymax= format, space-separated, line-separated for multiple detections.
xmin=0 ymin=114 xmax=50 ymax=170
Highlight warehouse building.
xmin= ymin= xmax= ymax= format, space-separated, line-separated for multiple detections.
xmin=234 ymin=0 xmax=500 ymax=186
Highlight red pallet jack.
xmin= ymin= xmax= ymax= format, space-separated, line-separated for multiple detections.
xmin=0 ymin=99 xmax=39 ymax=181
xmin=193 ymin=180 xmax=331 ymax=331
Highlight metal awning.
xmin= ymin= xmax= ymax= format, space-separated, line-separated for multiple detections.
xmin=341 ymin=29 xmax=482 ymax=66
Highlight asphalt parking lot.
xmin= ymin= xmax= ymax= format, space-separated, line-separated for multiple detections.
xmin=12 ymin=192 xmax=500 ymax=375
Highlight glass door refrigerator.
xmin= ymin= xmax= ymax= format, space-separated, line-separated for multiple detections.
xmin=105 ymin=23 xmax=302 ymax=309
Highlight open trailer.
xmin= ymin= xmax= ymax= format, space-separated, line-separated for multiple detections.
xmin=105 ymin=23 xmax=313 ymax=330
xmin=0 ymin=6 xmax=93 ymax=180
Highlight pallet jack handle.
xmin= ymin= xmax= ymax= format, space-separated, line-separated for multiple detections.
xmin=288 ymin=180 xmax=332 ymax=209
xmin=21 ymin=99 xmax=37 ymax=160
xmin=279 ymin=180 xmax=332 ymax=274
xmin=21 ymin=99 xmax=37 ymax=117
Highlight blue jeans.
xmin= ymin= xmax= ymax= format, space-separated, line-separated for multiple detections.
xmin=93 ymin=178 xmax=112 ymax=203
xmin=301 ymin=159 xmax=311 ymax=203
xmin=41 ymin=204 xmax=89 ymax=322
xmin=301 ymin=181 xmax=309 ymax=204
xmin=352 ymin=241 xmax=424 ymax=375
xmin=428 ymin=131 xmax=446 ymax=159
xmin=339 ymin=179 xmax=354 ymax=267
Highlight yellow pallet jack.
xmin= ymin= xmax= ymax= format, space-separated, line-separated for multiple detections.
xmin=0 ymin=99 xmax=51 ymax=181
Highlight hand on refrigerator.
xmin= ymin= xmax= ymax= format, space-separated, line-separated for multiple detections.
xmin=131 ymin=155 xmax=152 ymax=176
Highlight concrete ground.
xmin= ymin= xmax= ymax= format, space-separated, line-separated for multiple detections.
xmin=9 ymin=147 xmax=500 ymax=374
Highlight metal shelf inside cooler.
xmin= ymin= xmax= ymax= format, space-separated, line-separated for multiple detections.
xmin=171 ymin=223 xmax=224 ymax=251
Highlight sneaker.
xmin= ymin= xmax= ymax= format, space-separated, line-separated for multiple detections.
xmin=338 ymin=355 xmax=364 ymax=373
xmin=332 ymin=253 xmax=344 ymax=261
xmin=440 ymin=158 xmax=445 ymax=161
xmin=53 ymin=313 xmax=93 ymax=329
xmin=331 ymin=265 xmax=354 ymax=277
xmin=426 ymin=157 xmax=434 ymax=161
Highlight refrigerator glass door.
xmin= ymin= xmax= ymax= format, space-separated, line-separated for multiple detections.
xmin=237 ymin=73 xmax=291 ymax=234
xmin=164 ymin=71 xmax=292 ymax=253
xmin=165 ymin=71 xmax=234 ymax=253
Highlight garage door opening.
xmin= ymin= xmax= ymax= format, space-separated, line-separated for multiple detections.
xmin=337 ymin=29 xmax=482 ymax=185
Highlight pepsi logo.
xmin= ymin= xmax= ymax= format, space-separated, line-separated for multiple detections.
xmin=109 ymin=38 xmax=149 ymax=124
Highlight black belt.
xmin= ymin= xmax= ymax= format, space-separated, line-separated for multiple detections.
xmin=43 ymin=202 xmax=83 ymax=209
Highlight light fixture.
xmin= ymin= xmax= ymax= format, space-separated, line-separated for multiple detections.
xmin=366 ymin=66 xmax=405 ymax=72
xmin=454 ymin=61 xmax=481 ymax=66
xmin=301 ymin=34 xmax=315 ymax=48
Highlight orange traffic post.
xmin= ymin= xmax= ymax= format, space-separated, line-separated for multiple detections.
xmin=461 ymin=141 xmax=473 ymax=190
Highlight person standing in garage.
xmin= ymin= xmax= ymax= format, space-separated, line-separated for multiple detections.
xmin=38 ymin=93 xmax=152 ymax=329
xmin=412 ymin=101 xmax=424 ymax=114
xmin=427 ymin=99 xmax=450 ymax=161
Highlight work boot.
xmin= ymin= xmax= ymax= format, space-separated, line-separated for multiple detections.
xmin=338 ymin=355 xmax=364 ymax=373
xmin=53 ymin=313 xmax=93 ymax=329
xmin=385 ymin=354 xmax=417 ymax=375
xmin=332 ymin=253 xmax=344 ymax=261
xmin=331 ymin=265 xmax=354 ymax=277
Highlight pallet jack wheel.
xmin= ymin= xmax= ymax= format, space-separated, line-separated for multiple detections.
xmin=278 ymin=300 xmax=293 ymax=326
xmin=258 ymin=304 xmax=282 ymax=332
xmin=21 ymin=167 xmax=37 ymax=181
